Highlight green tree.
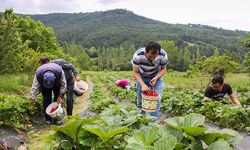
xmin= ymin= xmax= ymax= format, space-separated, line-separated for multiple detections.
xmin=188 ymin=55 xmax=240 ymax=84
xmin=243 ymin=34 xmax=250 ymax=75
xmin=0 ymin=9 xmax=65 ymax=74
xmin=0 ymin=9 xmax=27 ymax=73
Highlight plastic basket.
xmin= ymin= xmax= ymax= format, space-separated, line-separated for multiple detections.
xmin=74 ymin=80 xmax=88 ymax=96
xmin=141 ymin=94 xmax=159 ymax=112
xmin=46 ymin=102 xmax=65 ymax=120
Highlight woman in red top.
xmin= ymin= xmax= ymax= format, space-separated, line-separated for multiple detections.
xmin=115 ymin=79 xmax=130 ymax=89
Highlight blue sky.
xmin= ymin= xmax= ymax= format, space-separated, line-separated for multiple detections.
xmin=1 ymin=0 xmax=250 ymax=31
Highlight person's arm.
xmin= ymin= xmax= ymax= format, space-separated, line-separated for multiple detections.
xmin=229 ymin=93 xmax=241 ymax=105
xmin=204 ymin=86 xmax=211 ymax=100
xmin=227 ymin=84 xmax=241 ymax=105
xmin=29 ymin=74 xmax=40 ymax=100
xmin=57 ymin=71 xmax=67 ymax=104
xmin=63 ymin=60 xmax=80 ymax=81
xmin=150 ymin=65 xmax=167 ymax=86
xmin=53 ymin=59 xmax=80 ymax=81
xmin=132 ymin=66 xmax=150 ymax=91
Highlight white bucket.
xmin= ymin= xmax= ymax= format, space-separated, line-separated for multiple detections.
xmin=74 ymin=80 xmax=88 ymax=96
xmin=141 ymin=94 xmax=159 ymax=112
xmin=46 ymin=102 xmax=65 ymax=120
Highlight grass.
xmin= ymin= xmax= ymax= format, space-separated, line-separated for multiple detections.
xmin=0 ymin=72 xmax=249 ymax=94
xmin=163 ymin=72 xmax=250 ymax=90
xmin=0 ymin=73 xmax=33 ymax=94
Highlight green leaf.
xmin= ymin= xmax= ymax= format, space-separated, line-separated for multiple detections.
xmin=183 ymin=113 xmax=205 ymax=127
xmin=51 ymin=116 xmax=83 ymax=142
xmin=141 ymin=126 xmax=159 ymax=145
xmin=125 ymin=143 xmax=154 ymax=150
xmin=127 ymin=130 xmax=146 ymax=146
xmin=188 ymin=141 xmax=203 ymax=150
xmin=154 ymin=135 xmax=177 ymax=150
xmin=207 ymin=140 xmax=233 ymax=150
xmin=127 ymin=126 xmax=159 ymax=146
xmin=122 ymin=115 xmax=137 ymax=125
xmin=182 ymin=126 xmax=206 ymax=136
xmin=203 ymin=128 xmax=243 ymax=145
xmin=101 ymin=115 xmax=123 ymax=125
xmin=77 ymin=129 xmax=100 ymax=147
xmin=60 ymin=140 xmax=73 ymax=150
xmin=159 ymin=125 xmax=183 ymax=141
xmin=83 ymin=124 xmax=128 ymax=141
xmin=166 ymin=113 xmax=205 ymax=129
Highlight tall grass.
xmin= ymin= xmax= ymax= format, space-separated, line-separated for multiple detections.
xmin=0 ymin=74 xmax=33 ymax=94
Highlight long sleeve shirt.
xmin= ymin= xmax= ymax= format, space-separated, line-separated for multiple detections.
xmin=29 ymin=71 xmax=67 ymax=100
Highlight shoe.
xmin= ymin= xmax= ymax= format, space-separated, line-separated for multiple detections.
xmin=45 ymin=120 xmax=51 ymax=125
xmin=55 ymin=120 xmax=63 ymax=126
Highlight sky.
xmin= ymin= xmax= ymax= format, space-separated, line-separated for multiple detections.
xmin=1 ymin=0 xmax=250 ymax=31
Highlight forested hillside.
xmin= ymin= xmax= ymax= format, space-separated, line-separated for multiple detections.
xmin=28 ymin=9 xmax=248 ymax=56
xmin=1 ymin=9 xmax=249 ymax=72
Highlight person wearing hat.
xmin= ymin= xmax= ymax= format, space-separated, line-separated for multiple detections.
xmin=51 ymin=59 xmax=81 ymax=116
xmin=29 ymin=58 xmax=67 ymax=125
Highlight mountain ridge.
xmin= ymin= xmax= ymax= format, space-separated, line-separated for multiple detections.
xmin=24 ymin=9 xmax=248 ymax=54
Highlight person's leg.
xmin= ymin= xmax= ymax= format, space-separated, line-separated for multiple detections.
xmin=53 ymin=86 xmax=60 ymax=102
xmin=41 ymin=87 xmax=52 ymax=122
xmin=66 ymin=83 xmax=74 ymax=116
xmin=136 ymin=76 xmax=151 ymax=115
xmin=148 ymin=77 xmax=163 ymax=117
xmin=53 ymin=85 xmax=64 ymax=125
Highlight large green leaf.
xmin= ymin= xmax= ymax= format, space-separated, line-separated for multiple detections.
xmin=122 ymin=115 xmax=137 ymax=126
xmin=203 ymin=128 xmax=243 ymax=145
xmin=183 ymin=113 xmax=205 ymax=126
xmin=127 ymin=126 xmax=159 ymax=146
xmin=60 ymin=140 xmax=73 ymax=150
xmin=51 ymin=116 xmax=83 ymax=142
xmin=166 ymin=114 xmax=206 ymax=137
xmin=78 ymin=129 xmax=101 ymax=147
xmin=154 ymin=135 xmax=177 ymax=150
xmin=220 ymin=129 xmax=243 ymax=145
xmin=166 ymin=117 xmax=184 ymax=129
xmin=182 ymin=126 xmax=207 ymax=136
xmin=127 ymin=131 xmax=146 ymax=146
xmin=207 ymin=140 xmax=233 ymax=150
xmin=159 ymin=125 xmax=183 ymax=141
xmin=125 ymin=143 xmax=154 ymax=150
xmin=101 ymin=115 xmax=123 ymax=125
xmin=166 ymin=113 xmax=205 ymax=129
xmin=83 ymin=124 xmax=128 ymax=141
xmin=141 ymin=126 xmax=159 ymax=145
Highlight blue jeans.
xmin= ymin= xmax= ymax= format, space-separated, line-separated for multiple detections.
xmin=136 ymin=76 xmax=163 ymax=117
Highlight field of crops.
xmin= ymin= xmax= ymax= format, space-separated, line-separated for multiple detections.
xmin=0 ymin=71 xmax=250 ymax=149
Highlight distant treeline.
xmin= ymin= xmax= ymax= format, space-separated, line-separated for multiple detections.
xmin=1 ymin=9 xmax=250 ymax=74
xmin=28 ymin=9 xmax=248 ymax=57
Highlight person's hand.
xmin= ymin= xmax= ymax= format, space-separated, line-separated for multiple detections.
xmin=29 ymin=98 xmax=35 ymax=115
xmin=141 ymin=84 xmax=150 ymax=92
xmin=75 ymin=76 xmax=81 ymax=82
xmin=150 ymin=77 xmax=157 ymax=86
xmin=57 ymin=97 xmax=63 ymax=104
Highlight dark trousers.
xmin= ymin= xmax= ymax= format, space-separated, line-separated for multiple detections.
xmin=65 ymin=80 xmax=74 ymax=116
xmin=41 ymin=86 xmax=60 ymax=121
